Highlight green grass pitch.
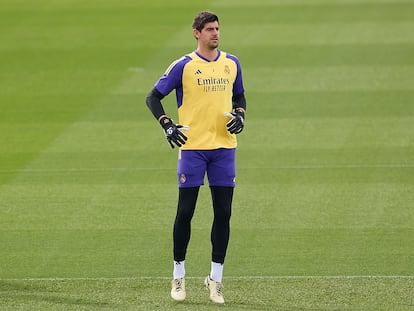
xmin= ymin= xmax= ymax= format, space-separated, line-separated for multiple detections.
xmin=1 ymin=0 xmax=414 ymax=310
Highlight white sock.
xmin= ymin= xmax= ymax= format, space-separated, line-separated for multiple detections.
xmin=210 ymin=262 xmax=224 ymax=283
xmin=173 ymin=260 xmax=185 ymax=279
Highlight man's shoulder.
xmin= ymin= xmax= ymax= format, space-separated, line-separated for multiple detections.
xmin=164 ymin=54 xmax=193 ymax=75
xmin=222 ymin=51 xmax=240 ymax=64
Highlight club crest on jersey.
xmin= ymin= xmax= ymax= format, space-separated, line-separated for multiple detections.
xmin=224 ymin=65 xmax=230 ymax=74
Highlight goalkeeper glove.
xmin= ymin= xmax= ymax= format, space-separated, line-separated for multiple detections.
xmin=226 ymin=110 xmax=245 ymax=134
xmin=159 ymin=116 xmax=188 ymax=148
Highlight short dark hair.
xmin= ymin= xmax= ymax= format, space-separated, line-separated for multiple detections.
xmin=192 ymin=11 xmax=219 ymax=32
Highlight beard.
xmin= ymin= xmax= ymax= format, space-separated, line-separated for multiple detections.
xmin=208 ymin=39 xmax=219 ymax=49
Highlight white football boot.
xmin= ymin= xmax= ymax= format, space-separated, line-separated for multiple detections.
xmin=171 ymin=278 xmax=186 ymax=301
xmin=204 ymin=276 xmax=224 ymax=304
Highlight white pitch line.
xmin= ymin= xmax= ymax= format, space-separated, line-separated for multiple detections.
xmin=0 ymin=167 xmax=175 ymax=174
xmin=260 ymin=164 xmax=414 ymax=170
xmin=1 ymin=275 xmax=413 ymax=282
xmin=0 ymin=164 xmax=413 ymax=174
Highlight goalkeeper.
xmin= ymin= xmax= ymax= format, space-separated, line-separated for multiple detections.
xmin=145 ymin=11 xmax=247 ymax=304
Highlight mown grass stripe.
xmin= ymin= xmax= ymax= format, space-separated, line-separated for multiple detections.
xmin=1 ymin=275 xmax=414 ymax=281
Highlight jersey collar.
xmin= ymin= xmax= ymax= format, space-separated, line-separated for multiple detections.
xmin=194 ymin=50 xmax=221 ymax=62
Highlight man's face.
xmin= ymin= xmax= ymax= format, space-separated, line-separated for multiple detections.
xmin=195 ymin=21 xmax=219 ymax=49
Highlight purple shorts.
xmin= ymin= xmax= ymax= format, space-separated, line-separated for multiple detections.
xmin=177 ymin=148 xmax=236 ymax=188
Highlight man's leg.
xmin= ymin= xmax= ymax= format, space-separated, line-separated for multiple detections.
xmin=205 ymin=185 xmax=233 ymax=304
xmin=173 ymin=186 xmax=200 ymax=263
xmin=210 ymin=186 xmax=233 ymax=267
xmin=206 ymin=149 xmax=236 ymax=281
xmin=174 ymin=150 xmax=206 ymax=264
xmin=173 ymin=186 xmax=199 ymax=266
xmin=171 ymin=186 xmax=199 ymax=301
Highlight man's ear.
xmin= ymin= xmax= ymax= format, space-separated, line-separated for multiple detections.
xmin=193 ymin=28 xmax=200 ymax=40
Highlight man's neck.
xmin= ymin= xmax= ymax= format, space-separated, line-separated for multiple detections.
xmin=196 ymin=48 xmax=219 ymax=61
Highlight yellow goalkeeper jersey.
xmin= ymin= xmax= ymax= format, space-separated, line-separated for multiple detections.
xmin=154 ymin=50 xmax=245 ymax=150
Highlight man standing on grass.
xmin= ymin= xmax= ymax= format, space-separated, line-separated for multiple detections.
xmin=145 ymin=11 xmax=247 ymax=304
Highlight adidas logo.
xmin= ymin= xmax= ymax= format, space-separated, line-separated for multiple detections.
xmin=195 ymin=69 xmax=202 ymax=75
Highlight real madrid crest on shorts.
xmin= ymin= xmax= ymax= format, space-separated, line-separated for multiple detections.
xmin=180 ymin=173 xmax=187 ymax=184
